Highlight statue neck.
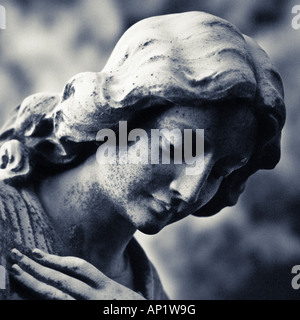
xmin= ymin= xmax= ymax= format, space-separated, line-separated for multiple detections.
xmin=35 ymin=164 xmax=136 ymax=278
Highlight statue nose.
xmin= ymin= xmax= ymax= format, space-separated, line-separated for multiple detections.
xmin=169 ymin=154 xmax=214 ymax=204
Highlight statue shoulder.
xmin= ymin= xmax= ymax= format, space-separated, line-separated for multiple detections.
xmin=0 ymin=181 xmax=26 ymax=219
xmin=0 ymin=181 xmax=63 ymax=255
xmin=0 ymin=182 xmax=63 ymax=300
xmin=0 ymin=182 xmax=34 ymax=255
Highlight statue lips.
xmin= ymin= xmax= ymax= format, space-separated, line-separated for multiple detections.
xmin=149 ymin=195 xmax=187 ymax=222
xmin=150 ymin=196 xmax=173 ymax=219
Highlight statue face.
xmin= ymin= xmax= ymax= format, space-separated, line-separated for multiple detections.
xmin=86 ymin=104 xmax=257 ymax=235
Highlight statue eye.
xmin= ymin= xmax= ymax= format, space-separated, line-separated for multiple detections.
xmin=211 ymin=160 xmax=230 ymax=179
xmin=211 ymin=156 xmax=249 ymax=179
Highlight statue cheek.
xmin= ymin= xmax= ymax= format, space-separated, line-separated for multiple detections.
xmin=97 ymin=164 xmax=151 ymax=199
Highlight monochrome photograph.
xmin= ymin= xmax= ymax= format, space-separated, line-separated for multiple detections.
xmin=0 ymin=0 xmax=299 ymax=302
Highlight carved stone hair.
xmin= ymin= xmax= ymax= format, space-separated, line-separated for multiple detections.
xmin=0 ymin=11 xmax=285 ymax=215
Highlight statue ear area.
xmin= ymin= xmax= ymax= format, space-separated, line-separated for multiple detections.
xmin=0 ymin=140 xmax=30 ymax=181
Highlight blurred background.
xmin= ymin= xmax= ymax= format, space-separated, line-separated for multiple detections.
xmin=0 ymin=0 xmax=300 ymax=300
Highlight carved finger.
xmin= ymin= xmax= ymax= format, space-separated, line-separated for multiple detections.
xmin=11 ymin=249 xmax=96 ymax=299
xmin=10 ymin=264 xmax=75 ymax=300
xmin=31 ymin=248 xmax=105 ymax=287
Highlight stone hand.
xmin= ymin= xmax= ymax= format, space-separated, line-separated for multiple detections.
xmin=10 ymin=248 xmax=145 ymax=300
